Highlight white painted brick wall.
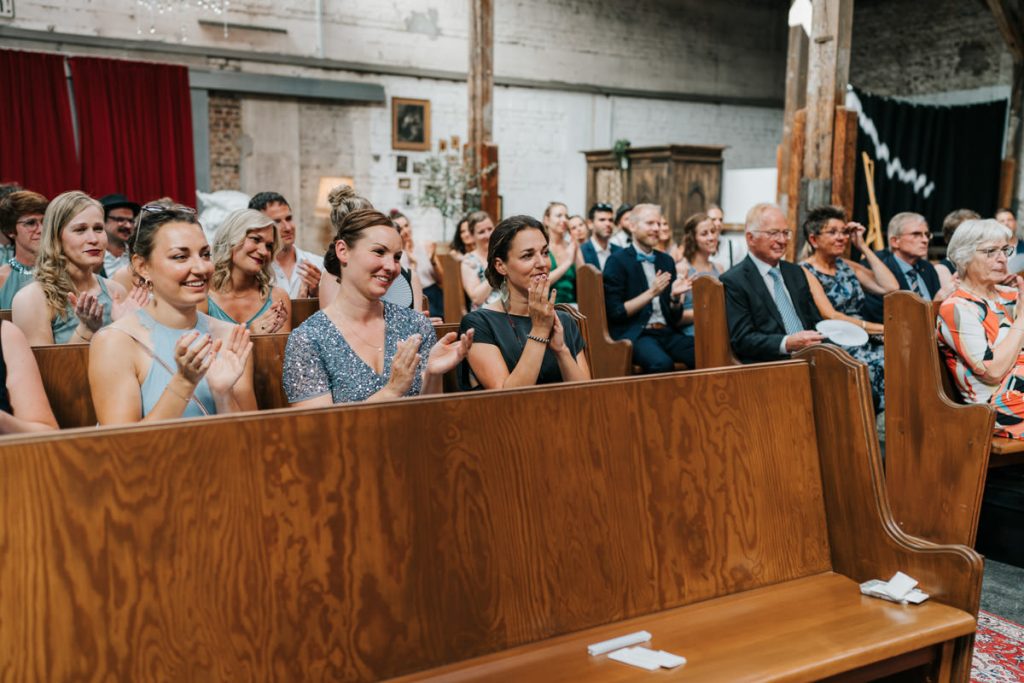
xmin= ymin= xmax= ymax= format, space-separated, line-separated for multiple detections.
xmin=5 ymin=0 xmax=785 ymax=99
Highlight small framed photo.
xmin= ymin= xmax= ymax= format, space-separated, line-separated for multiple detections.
xmin=398 ymin=178 xmax=412 ymax=190
xmin=396 ymin=155 xmax=408 ymax=173
xmin=412 ymin=161 xmax=424 ymax=174
xmin=392 ymin=97 xmax=431 ymax=151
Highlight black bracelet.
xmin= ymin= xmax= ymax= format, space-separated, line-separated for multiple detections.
xmin=526 ymin=334 xmax=550 ymax=344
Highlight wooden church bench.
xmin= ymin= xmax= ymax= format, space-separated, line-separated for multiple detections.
xmin=575 ymin=264 xmax=635 ymax=378
xmin=0 ymin=345 xmax=981 ymax=681
xmin=691 ymin=275 xmax=742 ymax=369
xmin=883 ymin=290 xmax=1024 ymax=550
xmin=289 ymin=297 xmax=320 ymax=329
xmin=28 ymin=323 xmax=466 ymax=427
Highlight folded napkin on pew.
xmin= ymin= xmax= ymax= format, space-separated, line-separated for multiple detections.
xmin=860 ymin=571 xmax=929 ymax=604
xmin=608 ymin=647 xmax=686 ymax=671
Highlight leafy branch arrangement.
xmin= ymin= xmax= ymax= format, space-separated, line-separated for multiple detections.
xmin=418 ymin=151 xmax=497 ymax=241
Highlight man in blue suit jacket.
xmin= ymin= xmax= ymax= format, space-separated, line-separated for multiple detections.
xmin=580 ymin=202 xmax=621 ymax=271
xmin=861 ymin=212 xmax=942 ymax=323
xmin=603 ymin=203 xmax=694 ymax=372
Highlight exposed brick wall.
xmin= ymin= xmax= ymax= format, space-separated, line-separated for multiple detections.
xmin=850 ymin=0 xmax=1013 ymax=97
xmin=208 ymin=93 xmax=242 ymax=191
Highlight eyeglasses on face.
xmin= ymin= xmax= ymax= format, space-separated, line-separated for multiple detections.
xmin=901 ymin=230 xmax=932 ymax=240
xmin=108 ymin=215 xmax=136 ymax=224
xmin=977 ymin=245 xmax=1014 ymax=259
xmin=15 ymin=217 xmax=43 ymax=230
xmin=753 ymin=229 xmax=792 ymax=241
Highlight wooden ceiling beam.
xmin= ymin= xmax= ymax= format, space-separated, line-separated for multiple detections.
xmin=986 ymin=0 xmax=1024 ymax=62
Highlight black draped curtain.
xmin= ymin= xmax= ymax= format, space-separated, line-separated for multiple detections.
xmin=851 ymin=86 xmax=1006 ymax=242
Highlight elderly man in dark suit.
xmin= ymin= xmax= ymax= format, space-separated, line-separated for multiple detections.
xmin=862 ymin=212 xmax=943 ymax=323
xmin=580 ymin=202 xmax=621 ymax=270
xmin=603 ymin=203 xmax=694 ymax=372
xmin=720 ymin=202 xmax=824 ymax=363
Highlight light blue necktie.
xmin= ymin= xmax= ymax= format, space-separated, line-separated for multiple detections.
xmin=768 ymin=268 xmax=803 ymax=335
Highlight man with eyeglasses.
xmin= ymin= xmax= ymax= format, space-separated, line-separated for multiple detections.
xmin=581 ymin=202 xmax=621 ymax=270
xmin=862 ymin=212 xmax=943 ymax=323
xmin=99 ymin=193 xmax=140 ymax=278
xmin=720 ymin=202 xmax=824 ymax=363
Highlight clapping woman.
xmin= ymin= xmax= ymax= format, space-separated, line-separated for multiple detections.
xmin=459 ymin=215 xmax=589 ymax=389
xmin=284 ymin=208 xmax=472 ymax=405
xmin=202 ymin=208 xmax=291 ymax=334
xmin=89 ymin=204 xmax=255 ymax=424
xmin=12 ymin=191 xmax=145 ymax=346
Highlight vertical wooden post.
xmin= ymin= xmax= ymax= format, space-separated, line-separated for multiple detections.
xmin=468 ymin=0 xmax=499 ymax=219
xmin=796 ymin=0 xmax=853 ymax=256
xmin=831 ymin=106 xmax=858 ymax=215
xmin=778 ymin=25 xmax=809 ymax=211
xmin=999 ymin=61 xmax=1023 ymax=211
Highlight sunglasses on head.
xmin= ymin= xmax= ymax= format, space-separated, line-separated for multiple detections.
xmin=592 ymin=202 xmax=613 ymax=212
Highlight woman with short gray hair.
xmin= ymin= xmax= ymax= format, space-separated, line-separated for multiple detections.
xmin=938 ymin=219 xmax=1024 ymax=439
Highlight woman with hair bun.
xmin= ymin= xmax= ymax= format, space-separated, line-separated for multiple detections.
xmin=284 ymin=205 xmax=472 ymax=405
xmin=13 ymin=191 xmax=145 ymax=345
xmin=459 ymin=215 xmax=589 ymax=389
xmin=317 ymin=185 xmax=423 ymax=312
xmin=89 ymin=204 xmax=256 ymax=424
xmin=201 ymin=208 xmax=291 ymax=334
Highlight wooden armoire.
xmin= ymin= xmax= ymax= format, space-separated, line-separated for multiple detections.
xmin=584 ymin=144 xmax=725 ymax=242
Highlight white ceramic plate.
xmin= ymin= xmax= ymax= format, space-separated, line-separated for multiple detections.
xmin=816 ymin=319 xmax=869 ymax=347
xmin=1008 ymin=253 xmax=1024 ymax=274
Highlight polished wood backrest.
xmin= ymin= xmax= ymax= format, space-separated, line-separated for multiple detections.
xmin=553 ymin=303 xmax=591 ymax=354
xmin=798 ymin=344 xmax=982 ymax=683
xmin=0 ymin=351 xmax=982 ymax=680
xmin=252 ymin=333 xmax=289 ymax=409
xmin=574 ymin=263 xmax=632 ymax=378
xmin=32 ymin=343 xmax=95 ymax=428
xmin=692 ymin=276 xmax=741 ymax=369
xmin=440 ymin=252 xmax=465 ymax=324
xmin=290 ymin=298 xmax=319 ymax=329
xmin=31 ymin=324 xmax=465 ymax=425
xmin=0 ymin=309 xmax=10 ymax=322
xmin=883 ymin=291 xmax=995 ymax=547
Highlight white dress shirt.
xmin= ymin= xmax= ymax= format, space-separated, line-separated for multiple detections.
xmin=637 ymin=249 xmax=667 ymax=327
xmin=272 ymin=247 xmax=325 ymax=298
xmin=748 ymin=253 xmax=797 ymax=355
xmin=590 ymin=236 xmax=613 ymax=270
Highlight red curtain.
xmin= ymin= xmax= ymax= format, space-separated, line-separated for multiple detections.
xmin=0 ymin=49 xmax=81 ymax=198
xmin=69 ymin=56 xmax=196 ymax=207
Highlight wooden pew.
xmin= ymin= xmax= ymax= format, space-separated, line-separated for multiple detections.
xmin=883 ymin=290 xmax=1024 ymax=549
xmin=439 ymin=251 xmax=465 ymax=324
xmin=692 ymin=275 xmax=741 ymax=369
xmin=0 ymin=346 xmax=982 ymax=681
xmin=575 ymin=263 xmax=632 ymax=378
xmin=32 ymin=342 xmax=95 ymax=428
xmin=290 ymin=297 xmax=319 ymax=329
xmin=31 ymin=323 xmax=465 ymax=426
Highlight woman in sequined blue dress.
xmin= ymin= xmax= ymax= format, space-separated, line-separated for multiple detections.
xmin=284 ymin=203 xmax=472 ymax=406
xmin=800 ymin=205 xmax=900 ymax=410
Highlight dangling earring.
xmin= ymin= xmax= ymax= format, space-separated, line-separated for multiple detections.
xmin=144 ymin=278 xmax=154 ymax=291
xmin=500 ymin=277 xmax=510 ymax=304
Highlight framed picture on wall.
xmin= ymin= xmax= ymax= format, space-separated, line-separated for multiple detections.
xmin=392 ymin=97 xmax=431 ymax=151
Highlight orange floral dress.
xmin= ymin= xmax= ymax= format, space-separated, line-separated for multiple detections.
xmin=937 ymin=286 xmax=1024 ymax=439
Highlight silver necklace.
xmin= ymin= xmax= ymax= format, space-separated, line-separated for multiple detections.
xmin=7 ymin=257 xmax=32 ymax=275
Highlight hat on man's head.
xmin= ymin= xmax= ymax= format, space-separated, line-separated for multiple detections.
xmin=615 ymin=203 xmax=633 ymax=224
xmin=100 ymin=193 xmax=141 ymax=217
